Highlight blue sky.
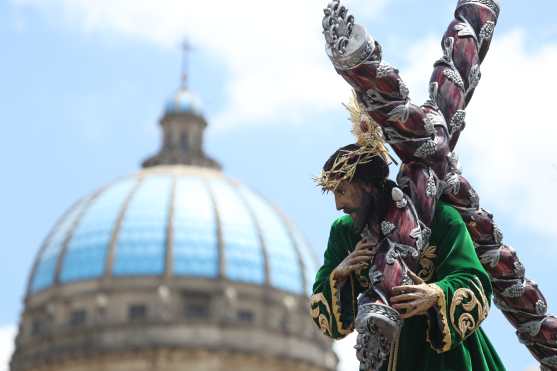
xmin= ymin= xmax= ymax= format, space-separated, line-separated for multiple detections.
xmin=1 ymin=1 xmax=557 ymax=370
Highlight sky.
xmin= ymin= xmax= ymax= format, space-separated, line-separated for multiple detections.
xmin=1 ymin=0 xmax=557 ymax=370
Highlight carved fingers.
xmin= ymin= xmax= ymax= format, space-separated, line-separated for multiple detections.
xmin=391 ymin=281 xmax=440 ymax=319
xmin=322 ymin=0 xmax=355 ymax=55
xmin=333 ymin=239 xmax=376 ymax=281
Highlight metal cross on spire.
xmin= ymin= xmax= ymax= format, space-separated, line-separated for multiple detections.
xmin=180 ymin=39 xmax=192 ymax=89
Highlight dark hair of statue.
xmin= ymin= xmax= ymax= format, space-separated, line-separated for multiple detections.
xmin=322 ymin=144 xmax=393 ymax=186
xmin=323 ymin=144 xmax=396 ymax=222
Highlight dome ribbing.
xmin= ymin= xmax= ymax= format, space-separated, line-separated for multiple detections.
xmin=28 ymin=166 xmax=317 ymax=298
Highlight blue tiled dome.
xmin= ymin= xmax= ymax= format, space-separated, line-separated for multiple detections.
xmin=164 ymin=89 xmax=203 ymax=115
xmin=28 ymin=166 xmax=317 ymax=297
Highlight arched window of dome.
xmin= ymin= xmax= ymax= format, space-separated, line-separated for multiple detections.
xmin=183 ymin=291 xmax=211 ymax=320
xmin=180 ymin=132 xmax=189 ymax=152
xmin=237 ymin=309 xmax=255 ymax=323
xmin=30 ymin=319 xmax=45 ymax=337
xmin=128 ymin=304 xmax=147 ymax=322
xmin=69 ymin=309 xmax=87 ymax=327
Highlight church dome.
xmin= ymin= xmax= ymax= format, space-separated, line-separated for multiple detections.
xmin=12 ymin=56 xmax=336 ymax=371
xmin=28 ymin=165 xmax=316 ymax=297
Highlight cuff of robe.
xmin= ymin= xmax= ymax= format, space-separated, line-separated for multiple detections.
xmin=330 ymin=269 xmax=356 ymax=337
xmin=426 ymin=283 xmax=452 ymax=353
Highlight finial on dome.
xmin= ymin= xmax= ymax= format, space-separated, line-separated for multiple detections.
xmin=180 ymin=39 xmax=192 ymax=90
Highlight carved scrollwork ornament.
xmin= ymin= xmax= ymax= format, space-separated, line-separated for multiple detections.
xmin=414 ymin=138 xmax=438 ymax=159
xmin=376 ymin=63 xmax=395 ymax=79
xmin=369 ymin=265 xmax=383 ymax=285
xmin=388 ymin=102 xmax=411 ymax=123
xmin=438 ymin=36 xmax=456 ymax=68
xmin=385 ymin=241 xmax=419 ymax=265
xmin=514 ymin=260 xmax=526 ymax=277
xmin=456 ymin=0 xmax=501 ymax=18
xmin=444 ymin=172 xmax=461 ymax=195
xmin=479 ymin=248 xmax=500 ymax=268
xmin=381 ymin=221 xmax=396 ymax=236
xmin=517 ymin=319 xmax=545 ymax=337
xmin=435 ymin=37 xmax=466 ymax=92
xmin=421 ymin=226 xmax=432 ymax=249
xmin=467 ymin=64 xmax=482 ymax=94
xmin=397 ymin=78 xmax=410 ymax=100
xmin=443 ymin=68 xmax=466 ymax=91
xmin=424 ymin=110 xmax=447 ymax=135
xmin=424 ymin=81 xmax=440 ymax=109
xmin=410 ymin=225 xmax=427 ymax=252
xmin=500 ymin=280 xmax=527 ymax=298
xmin=449 ymin=110 xmax=466 ymax=134
xmin=479 ymin=21 xmax=496 ymax=47
xmin=493 ymin=224 xmax=503 ymax=244
xmin=454 ymin=20 xmax=477 ymax=40
xmin=354 ymin=302 xmax=402 ymax=371
xmin=401 ymin=269 xmax=414 ymax=286
xmin=537 ymin=299 xmax=548 ymax=315
xmin=468 ymin=188 xmax=480 ymax=208
xmin=425 ymin=169 xmax=438 ymax=198
xmin=448 ymin=151 xmax=463 ymax=174
xmin=362 ymin=89 xmax=393 ymax=112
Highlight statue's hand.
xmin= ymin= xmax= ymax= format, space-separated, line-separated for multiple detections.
xmin=332 ymin=238 xmax=376 ymax=282
xmin=322 ymin=0 xmax=355 ymax=55
xmin=390 ymin=271 xmax=441 ymax=319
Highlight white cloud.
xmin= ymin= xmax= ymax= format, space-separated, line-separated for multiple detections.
xmin=460 ymin=31 xmax=557 ymax=238
xmin=0 ymin=325 xmax=16 ymax=371
xmin=13 ymin=0 xmax=388 ymax=129
xmin=14 ymin=0 xmax=556 ymax=236
xmin=334 ymin=332 xmax=359 ymax=371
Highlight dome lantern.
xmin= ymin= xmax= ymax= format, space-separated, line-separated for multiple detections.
xmin=142 ymin=41 xmax=220 ymax=169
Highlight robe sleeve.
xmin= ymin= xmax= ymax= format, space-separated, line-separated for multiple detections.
xmin=310 ymin=218 xmax=359 ymax=339
xmin=425 ymin=204 xmax=492 ymax=353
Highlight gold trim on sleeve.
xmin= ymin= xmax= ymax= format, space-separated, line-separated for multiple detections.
xmin=310 ymin=293 xmax=333 ymax=336
xmin=329 ymin=269 xmax=354 ymax=336
xmin=449 ymin=280 xmax=488 ymax=340
xmin=471 ymin=276 xmax=490 ymax=319
xmin=426 ymin=283 xmax=452 ymax=353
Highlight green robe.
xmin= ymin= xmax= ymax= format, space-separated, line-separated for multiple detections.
xmin=310 ymin=201 xmax=506 ymax=371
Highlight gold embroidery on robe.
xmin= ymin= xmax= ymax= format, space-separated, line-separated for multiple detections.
xmin=470 ymin=277 xmax=490 ymax=321
xmin=310 ymin=293 xmax=332 ymax=336
xmin=418 ymin=245 xmax=437 ymax=281
xmin=329 ymin=270 xmax=354 ymax=336
xmin=426 ymin=283 xmax=452 ymax=353
xmin=449 ymin=282 xmax=487 ymax=339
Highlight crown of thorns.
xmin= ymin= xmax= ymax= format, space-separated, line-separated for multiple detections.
xmin=314 ymin=91 xmax=393 ymax=192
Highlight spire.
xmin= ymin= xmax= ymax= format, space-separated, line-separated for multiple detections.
xmin=142 ymin=42 xmax=221 ymax=170
xmin=180 ymin=39 xmax=191 ymax=90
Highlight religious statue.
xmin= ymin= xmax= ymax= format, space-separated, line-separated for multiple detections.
xmin=312 ymin=141 xmax=504 ymax=370
xmin=310 ymin=0 xmax=557 ymax=369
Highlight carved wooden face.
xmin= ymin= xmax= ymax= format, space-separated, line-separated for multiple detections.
xmin=333 ymin=180 xmax=376 ymax=231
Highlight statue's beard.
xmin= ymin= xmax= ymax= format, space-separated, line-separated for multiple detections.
xmin=352 ymin=187 xmax=390 ymax=234
xmin=352 ymin=191 xmax=376 ymax=234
